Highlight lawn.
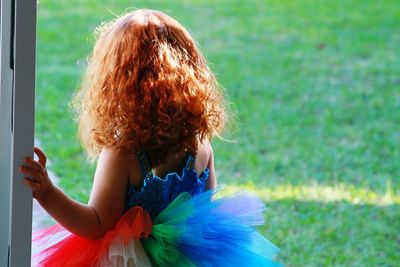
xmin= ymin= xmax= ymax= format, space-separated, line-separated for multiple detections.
xmin=35 ymin=0 xmax=400 ymax=266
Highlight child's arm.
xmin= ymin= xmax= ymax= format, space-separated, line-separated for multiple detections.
xmin=20 ymin=147 xmax=128 ymax=239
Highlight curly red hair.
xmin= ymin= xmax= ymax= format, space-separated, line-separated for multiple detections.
xmin=72 ymin=9 xmax=227 ymax=164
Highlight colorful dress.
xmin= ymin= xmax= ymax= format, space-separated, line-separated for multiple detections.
xmin=32 ymin=151 xmax=281 ymax=267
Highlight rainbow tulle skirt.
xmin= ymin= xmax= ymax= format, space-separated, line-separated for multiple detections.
xmin=32 ymin=191 xmax=281 ymax=266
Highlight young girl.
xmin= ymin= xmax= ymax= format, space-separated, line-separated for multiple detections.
xmin=20 ymin=9 xmax=281 ymax=267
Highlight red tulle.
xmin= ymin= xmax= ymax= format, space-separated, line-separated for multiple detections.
xmin=33 ymin=206 xmax=152 ymax=267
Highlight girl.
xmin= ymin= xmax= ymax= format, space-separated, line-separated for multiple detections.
xmin=21 ymin=9 xmax=281 ymax=267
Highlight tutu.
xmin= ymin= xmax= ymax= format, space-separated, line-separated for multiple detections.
xmin=32 ymin=206 xmax=153 ymax=267
xmin=32 ymin=152 xmax=281 ymax=266
xmin=32 ymin=190 xmax=281 ymax=267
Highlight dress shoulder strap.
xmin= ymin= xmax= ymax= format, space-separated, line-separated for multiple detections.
xmin=184 ymin=152 xmax=197 ymax=170
xmin=137 ymin=149 xmax=154 ymax=179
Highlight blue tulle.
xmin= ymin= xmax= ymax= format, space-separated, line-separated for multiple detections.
xmin=145 ymin=190 xmax=282 ymax=267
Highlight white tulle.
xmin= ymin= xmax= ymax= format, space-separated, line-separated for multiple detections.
xmin=98 ymin=237 xmax=152 ymax=267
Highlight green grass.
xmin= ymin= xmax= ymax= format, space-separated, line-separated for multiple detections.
xmin=35 ymin=0 xmax=400 ymax=266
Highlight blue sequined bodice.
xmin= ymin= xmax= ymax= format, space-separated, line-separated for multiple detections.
xmin=125 ymin=153 xmax=209 ymax=219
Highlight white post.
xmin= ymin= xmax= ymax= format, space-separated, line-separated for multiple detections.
xmin=0 ymin=0 xmax=13 ymax=265
xmin=0 ymin=0 xmax=37 ymax=266
xmin=0 ymin=0 xmax=13 ymax=266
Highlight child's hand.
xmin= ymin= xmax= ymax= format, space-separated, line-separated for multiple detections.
xmin=19 ymin=147 xmax=54 ymax=201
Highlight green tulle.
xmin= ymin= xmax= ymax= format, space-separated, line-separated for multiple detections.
xmin=141 ymin=193 xmax=196 ymax=267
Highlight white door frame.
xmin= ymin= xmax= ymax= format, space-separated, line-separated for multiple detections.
xmin=0 ymin=0 xmax=37 ymax=266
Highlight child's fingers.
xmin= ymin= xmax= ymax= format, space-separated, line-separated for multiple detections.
xmin=19 ymin=166 xmax=44 ymax=181
xmin=24 ymin=178 xmax=40 ymax=191
xmin=24 ymin=157 xmax=45 ymax=172
xmin=34 ymin=147 xmax=47 ymax=168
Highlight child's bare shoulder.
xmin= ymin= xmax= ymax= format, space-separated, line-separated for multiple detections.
xmin=195 ymin=140 xmax=213 ymax=172
xmin=98 ymin=147 xmax=143 ymax=187
xmin=198 ymin=140 xmax=212 ymax=156
xmin=99 ymin=147 xmax=132 ymax=166
xmin=95 ymin=148 xmax=127 ymax=176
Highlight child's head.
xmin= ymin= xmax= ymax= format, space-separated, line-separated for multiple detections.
xmin=74 ymin=9 xmax=227 ymax=164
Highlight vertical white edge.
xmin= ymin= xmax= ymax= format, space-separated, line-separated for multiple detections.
xmin=0 ymin=0 xmax=13 ymax=266
xmin=9 ymin=0 xmax=36 ymax=266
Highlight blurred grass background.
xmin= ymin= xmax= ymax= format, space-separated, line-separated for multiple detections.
xmin=35 ymin=0 xmax=400 ymax=266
